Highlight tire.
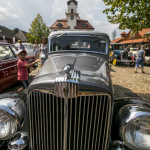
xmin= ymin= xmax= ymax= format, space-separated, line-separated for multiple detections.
xmin=130 ymin=62 xmax=135 ymax=66
xmin=112 ymin=58 xmax=117 ymax=66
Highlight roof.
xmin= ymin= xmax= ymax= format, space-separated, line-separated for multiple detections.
xmin=50 ymin=18 xmax=94 ymax=30
xmin=138 ymin=28 xmax=150 ymax=37
xmin=110 ymin=38 xmax=122 ymax=43
xmin=0 ymin=26 xmax=15 ymax=40
xmin=120 ymin=32 xmax=127 ymax=35
xmin=14 ymin=30 xmax=28 ymax=43
xmin=120 ymin=39 xmax=144 ymax=44
xmin=48 ymin=31 xmax=110 ymax=40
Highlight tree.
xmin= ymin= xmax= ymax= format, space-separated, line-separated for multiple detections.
xmin=14 ymin=28 xmax=19 ymax=34
xmin=102 ymin=0 xmax=150 ymax=33
xmin=26 ymin=14 xmax=50 ymax=43
xmin=112 ymin=29 xmax=117 ymax=41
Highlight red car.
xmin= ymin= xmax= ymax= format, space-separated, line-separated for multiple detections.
xmin=0 ymin=42 xmax=35 ymax=92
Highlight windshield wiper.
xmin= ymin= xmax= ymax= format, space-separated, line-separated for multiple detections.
xmin=52 ymin=33 xmax=66 ymax=39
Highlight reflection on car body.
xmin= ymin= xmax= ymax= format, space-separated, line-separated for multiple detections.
xmin=0 ymin=32 xmax=150 ymax=150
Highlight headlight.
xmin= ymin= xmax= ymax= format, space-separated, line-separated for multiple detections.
xmin=0 ymin=97 xmax=26 ymax=140
xmin=117 ymin=105 xmax=150 ymax=150
xmin=114 ymin=54 xmax=119 ymax=57
xmin=0 ymin=109 xmax=17 ymax=140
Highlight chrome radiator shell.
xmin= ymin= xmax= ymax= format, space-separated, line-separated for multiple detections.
xmin=28 ymin=90 xmax=112 ymax=150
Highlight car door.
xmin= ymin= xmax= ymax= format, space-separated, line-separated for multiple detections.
xmin=0 ymin=60 xmax=6 ymax=92
xmin=0 ymin=45 xmax=18 ymax=90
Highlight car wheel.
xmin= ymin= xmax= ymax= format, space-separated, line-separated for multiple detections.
xmin=113 ymin=58 xmax=117 ymax=66
xmin=130 ymin=62 xmax=135 ymax=66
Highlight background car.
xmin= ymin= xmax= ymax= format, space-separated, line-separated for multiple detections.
xmin=0 ymin=42 xmax=35 ymax=92
xmin=130 ymin=48 xmax=138 ymax=58
xmin=109 ymin=43 xmax=135 ymax=66
xmin=145 ymin=49 xmax=150 ymax=65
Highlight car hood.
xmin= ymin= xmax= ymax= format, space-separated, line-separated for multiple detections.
xmin=28 ymin=53 xmax=113 ymax=95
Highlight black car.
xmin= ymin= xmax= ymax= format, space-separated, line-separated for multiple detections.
xmin=109 ymin=43 xmax=135 ymax=66
xmin=0 ymin=31 xmax=150 ymax=150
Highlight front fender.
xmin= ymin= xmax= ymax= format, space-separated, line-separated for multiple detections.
xmin=111 ymin=97 xmax=150 ymax=141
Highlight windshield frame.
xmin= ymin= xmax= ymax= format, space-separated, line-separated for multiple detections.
xmin=49 ymin=34 xmax=109 ymax=55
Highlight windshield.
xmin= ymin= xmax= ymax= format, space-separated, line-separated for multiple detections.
xmin=50 ymin=36 xmax=107 ymax=54
xmin=145 ymin=50 xmax=150 ymax=56
xmin=131 ymin=48 xmax=138 ymax=51
xmin=110 ymin=44 xmax=126 ymax=50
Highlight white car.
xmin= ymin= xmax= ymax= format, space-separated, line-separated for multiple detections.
xmin=130 ymin=48 xmax=138 ymax=57
xmin=145 ymin=50 xmax=150 ymax=65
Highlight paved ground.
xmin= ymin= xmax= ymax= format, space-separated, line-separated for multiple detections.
xmin=110 ymin=63 xmax=150 ymax=101
xmin=1 ymin=63 xmax=150 ymax=101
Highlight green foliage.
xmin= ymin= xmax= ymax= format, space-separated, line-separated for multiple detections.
xmin=14 ymin=28 xmax=19 ymax=34
xmin=102 ymin=0 xmax=150 ymax=33
xmin=26 ymin=14 xmax=50 ymax=43
xmin=9 ymin=29 xmax=15 ymax=35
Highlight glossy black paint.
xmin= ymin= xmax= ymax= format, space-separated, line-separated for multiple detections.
xmin=111 ymin=97 xmax=150 ymax=142
xmin=28 ymin=52 xmax=113 ymax=96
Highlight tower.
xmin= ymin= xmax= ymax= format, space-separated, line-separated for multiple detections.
xmin=66 ymin=0 xmax=79 ymax=30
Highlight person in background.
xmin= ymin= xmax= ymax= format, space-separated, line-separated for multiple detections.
xmin=17 ymin=49 xmax=41 ymax=91
xmin=137 ymin=46 xmax=140 ymax=51
xmin=39 ymin=37 xmax=48 ymax=66
xmin=18 ymin=40 xmax=25 ymax=50
xmin=146 ymin=46 xmax=149 ymax=50
xmin=135 ymin=45 xmax=146 ymax=73
xmin=127 ymin=45 xmax=130 ymax=51
xmin=33 ymin=40 xmax=40 ymax=60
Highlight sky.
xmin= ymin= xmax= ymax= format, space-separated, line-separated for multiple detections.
xmin=0 ymin=0 xmax=129 ymax=41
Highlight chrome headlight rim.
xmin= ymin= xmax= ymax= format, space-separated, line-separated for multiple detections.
xmin=0 ymin=97 xmax=26 ymax=140
xmin=117 ymin=104 xmax=150 ymax=150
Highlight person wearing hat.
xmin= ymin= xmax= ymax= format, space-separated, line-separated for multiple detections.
xmin=17 ymin=49 xmax=41 ymax=91
xmin=135 ymin=45 xmax=146 ymax=73
xmin=18 ymin=40 xmax=25 ymax=50
xmin=126 ymin=45 xmax=130 ymax=52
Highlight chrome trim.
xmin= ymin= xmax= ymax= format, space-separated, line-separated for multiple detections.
xmin=0 ymin=64 xmax=17 ymax=71
xmin=54 ymin=64 xmax=80 ymax=98
xmin=117 ymin=104 xmax=150 ymax=149
xmin=28 ymin=90 xmax=112 ymax=150
xmin=0 ymin=97 xmax=26 ymax=140
xmin=110 ymin=140 xmax=128 ymax=150
xmin=8 ymin=132 xmax=29 ymax=150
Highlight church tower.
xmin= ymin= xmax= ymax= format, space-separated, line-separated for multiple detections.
xmin=66 ymin=0 xmax=79 ymax=30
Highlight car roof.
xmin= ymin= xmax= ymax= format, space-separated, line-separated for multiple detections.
xmin=110 ymin=43 xmax=126 ymax=45
xmin=48 ymin=31 xmax=110 ymax=41
xmin=0 ymin=42 xmax=14 ymax=46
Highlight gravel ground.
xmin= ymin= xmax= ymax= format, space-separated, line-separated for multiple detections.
xmin=1 ymin=63 xmax=150 ymax=101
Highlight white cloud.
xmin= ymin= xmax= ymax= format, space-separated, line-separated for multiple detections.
xmin=0 ymin=14 xmax=5 ymax=21
xmin=0 ymin=6 xmax=19 ymax=20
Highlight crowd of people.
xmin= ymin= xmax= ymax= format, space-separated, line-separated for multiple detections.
xmin=17 ymin=37 xmax=48 ymax=91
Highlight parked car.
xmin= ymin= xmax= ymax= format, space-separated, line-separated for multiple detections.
xmin=109 ymin=43 xmax=135 ymax=66
xmin=0 ymin=31 xmax=150 ymax=150
xmin=0 ymin=42 xmax=36 ymax=92
xmin=145 ymin=49 xmax=150 ymax=65
xmin=130 ymin=48 xmax=138 ymax=58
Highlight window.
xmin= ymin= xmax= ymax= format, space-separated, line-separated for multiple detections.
xmin=11 ymin=46 xmax=18 ymax=55
xmin=82 ymin=23 xmax=88 ymax=27
xmin=71 ymin=9 xmax=73 ymax=14
xmin=50 ymin=36 xmax=107 ymax=54
xmin=71 ymin=15 xmax=74 ymax=20
xmin=0 ymin=46 xmax=15 ymax=61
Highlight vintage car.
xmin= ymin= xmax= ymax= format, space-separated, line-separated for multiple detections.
xmin=145 ymin=49 xmax=150 ymax=65
xmin=0 ymin=31 xmax=150 ymax=150
xmin=0 ymin=42 xmax=36 ymax=92
xmin=109 ymin=43 xmax=135 ymax=66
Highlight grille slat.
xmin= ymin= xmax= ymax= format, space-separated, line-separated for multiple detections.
xmin=29 ymin=91 xmax=111 ymax=150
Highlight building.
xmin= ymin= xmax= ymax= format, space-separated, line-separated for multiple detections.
xmin=111 ymin=29 xmax=150 ymax=48
xmin=0 ymin=25 xmax=18 ymax=43
xmin=14 ymin=30 xmax=28 ymax=43
xmin=50 ymin=0 xmax=94 ymax=32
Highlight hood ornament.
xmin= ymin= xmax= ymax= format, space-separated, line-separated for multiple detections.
xmin=54 ymin=64 xmax=80 ymax=98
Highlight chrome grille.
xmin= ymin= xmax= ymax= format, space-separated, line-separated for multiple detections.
xmin=29 ymin=90 xmax=112 ymax=150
